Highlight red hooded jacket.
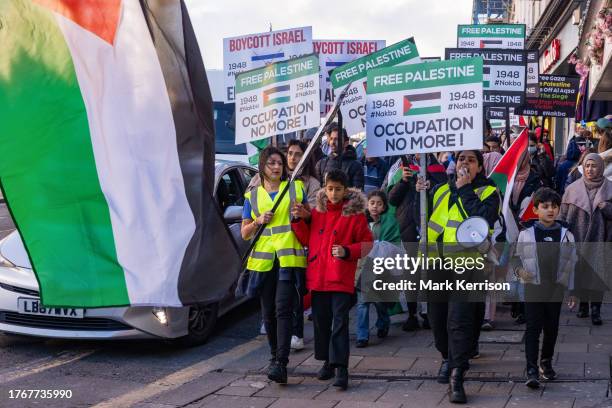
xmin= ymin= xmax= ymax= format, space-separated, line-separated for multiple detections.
xmin=292 ymin=188 xmax=373 ymax=294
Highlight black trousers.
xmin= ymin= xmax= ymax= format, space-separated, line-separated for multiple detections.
xmin=311 ymin=291 xmax=352 ymax=368
xmin=260 ymin=268 xmax=295 ymax=366
xmin=292 ymin=290 xmax=304 ymax=338
xmin=524 ymin=301 xmax=562 ymax=371
xmin=473 ymin=302 xmax=485 ymax=352
xmin=578 ymin=289 xmax=604 ymax=308
xmin=429 ymin=301 xmax=479 ymax=370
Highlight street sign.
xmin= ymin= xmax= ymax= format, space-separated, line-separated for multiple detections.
xmin=457 ymin=24 xmax=526 ymax=50
xmin=445 ymin=48 xmax=527 ymax=107
xmin=235 ymin=54 xmax=320 ymax=144
xmin=223 ymin=26 xmax=313 ymax=103
xmin=515 ymin=75 xmax=580 ymax=118
xmin=330 ymin=38 xmax=421 ymax=136
xmin=365 ymin=57 xmax=484 ymax=157
xmin=314 ymin=39 xmax=386 ymax=117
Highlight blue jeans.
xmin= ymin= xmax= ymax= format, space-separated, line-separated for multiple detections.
xmin=356 ymin=292 xmax=390 ymax=341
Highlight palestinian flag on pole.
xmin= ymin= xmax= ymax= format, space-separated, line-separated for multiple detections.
xmin=488 ymin=127 xmax=529 ymax=242
xmin=0 ymin=0 xmax=241 ymax=308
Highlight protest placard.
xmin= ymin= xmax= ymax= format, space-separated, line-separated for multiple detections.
xmin=515 ymin=75 xmax=580 ymax=118
xmin=457 ymin=24 xmax=526 ymax=49
xmin=223 ymin=26 xmax=313 ymax=103
xmin=365 ymin=57 xmax=484 ymax=157
xmin=314 ymin=39 xmax=386 ymax=116
xmin=330 ymin=38 xmax=421 ymax=136
xmin=526 ymin=50 xmax=540 ymax=98
xmin=235 ymin=54 xmax=320 ymax=144
xmin=445 ymin=48 xmax=527 ymax=107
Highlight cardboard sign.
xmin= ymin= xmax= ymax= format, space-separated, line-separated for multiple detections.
xmin=445 ymin=48 xmax=527 ymax=107
xmin=515 ymin=75 xmax=580 ymax=118
xmin=235 ymin=55 xmax=320 ymax=144
xmin=330 ymin=38 xmax=421 ymax=136
xmin=457 ymin=24 xmax=526 ymax=50
xmin=223 ymin=26 xmax=313 ymax=103
xmin=365 ymin=57 xmax=484 ymax=157
xmin=314 ymin=39 xmax=386 ymax=117
xmin=526 ymin=50 xmax=540 ymax=98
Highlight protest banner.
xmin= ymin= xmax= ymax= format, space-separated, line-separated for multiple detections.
xmin=486 ymin=107 xmax=506 ymax=121
xmin=235 ymin=54 xmax=320 ymax=144
xmin=445 ymin=48 xmax=527 ymax=107
xmin=223 ymin=26 xmax=313 ymax=103
xmin=365 ymin=57 xmax=484 ymax=157
xmin=515 ymin=75 xmax=580 ymax=118
xmin=330 ymin=38 xmax=421 ymax=136
xmin=526 ymin=50 xmax=540 ymax=98
xmin=314 ymin=39 xmax=386 ymax=116
xmin=457 ymin=24 xmax=526 ymax=49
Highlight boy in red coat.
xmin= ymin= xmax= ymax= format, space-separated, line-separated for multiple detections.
xmin=291 ymin=169 xmax=373 ymax=390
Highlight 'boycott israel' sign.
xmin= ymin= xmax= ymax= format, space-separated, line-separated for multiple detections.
xmin=445 ymin=48 xmax=527 ymax=107
xmin=314 ymin=40 xmax=386 ymax=117
xmin=235 ymin=55 xmax=320 ymax=144
xmin=457 ymin=24 xmax=525 ymax=49
xmin=223 ymin=26 xmax=313 ymax=103
xmin=330 ymin=38 xmax=421 ymax=136
xmin=365 ymin=57 xmax=484 ymax=157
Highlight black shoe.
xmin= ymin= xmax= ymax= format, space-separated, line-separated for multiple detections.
xmin=402 ymin=315 xmax=419 ymax=332
xmin=317 ymin=361 xmax=334 ymax=381
xmin=437 ymin=359 xmax=450 ymax=384
xmin=449 ymin=367 xmax=467 ymax=404
xmin=525 ymin=368 xmax=540 ymax=389
xmin=267 ymin=362 xmax=287 ymax=384
xmin=355 ymin=339 xmax=368 ymax=348
xmin=377 ymin=327 xmax=389 ymax=338
xmin=470 ymin=348 xmax=480 ymax=359
xmin=539 ymin=359 xmax=556 ymax=380
xmin=577 ymin=302 xmax=589 ymax=318
xmin=515 ymin=314 xmax=526 ymax=325
xmin=591 ymin=305 xmax=603 ymax=326
xmin=333 ymin=366 xmax=348 ymax=390
xmin=421 ymin=314 xmax=431 ymax=330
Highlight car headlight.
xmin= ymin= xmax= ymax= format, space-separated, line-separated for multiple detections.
xmin=0 ymin=252 xmax=15 ymax=268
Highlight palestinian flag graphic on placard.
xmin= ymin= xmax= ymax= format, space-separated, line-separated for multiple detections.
xmin=263 ymin=84 xmax=291 ymax=106
xmin=0 ymin=0 xmax=241 ymax=308
xmin=403 ymin=92 xmax=442 ymax=116
xmin=480 ymin=40 xmax=503 ymax=48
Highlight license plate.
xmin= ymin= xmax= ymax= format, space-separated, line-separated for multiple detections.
xmin=17 ymin=298 xmax=84 ymax=319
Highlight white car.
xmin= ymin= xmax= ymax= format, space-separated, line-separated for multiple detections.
xmin=0 ymin=161 xmax=255 ymax=345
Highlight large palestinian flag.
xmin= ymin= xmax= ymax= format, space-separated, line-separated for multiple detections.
xmin=0 ymin=0 xmax=241 ymax=307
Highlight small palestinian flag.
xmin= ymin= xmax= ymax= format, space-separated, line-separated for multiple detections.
xmin=480 ymin=40 xmax=503 ymax=48
xmin=488 ymin=127 xmax=529 ymax=242
xmin=483 ymin=67 xmax=491 ymax=89
xmin=0 ymin=0 xmax=241 ymax=307
xmin=263 ymin=85 xmax=291 ymax=106
xmin=403 ymin=92 xmax=442 ymax=116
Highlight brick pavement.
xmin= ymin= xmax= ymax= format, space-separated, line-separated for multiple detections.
xmin=142 ymin=304 xmax=612 ymax=408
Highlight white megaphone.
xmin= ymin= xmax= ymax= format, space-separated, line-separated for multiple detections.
xmin=455 ymin=216 xmax=499 ymax=265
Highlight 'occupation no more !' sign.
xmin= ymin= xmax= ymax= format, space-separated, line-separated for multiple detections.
xmin=445 ymin=48 xmax=527 ymax=107
xmin=365 ymin=57 xmax=484 ymax=157
xmin=235 ymin=54 xmax=320 ymax=144
xmin=457 ymin=24 xmax=526 ymax=50
xmin=223 ymin=26 xmax=313 ymax=103
xmin=330 ymin=38 xmax=421 ymax=136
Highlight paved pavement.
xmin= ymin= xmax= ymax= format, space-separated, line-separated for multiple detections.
xmin=0 ymin=203 xmax=610 ymax=407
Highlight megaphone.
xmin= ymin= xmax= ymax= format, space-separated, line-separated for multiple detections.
xmin=456 ymin=216 xmax=499 ymax=265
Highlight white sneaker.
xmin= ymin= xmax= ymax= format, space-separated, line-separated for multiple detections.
xmin=290 ymin=335 xmax=304 ymax=350
xmin=260 ymin=322 xmax=267 ymax=335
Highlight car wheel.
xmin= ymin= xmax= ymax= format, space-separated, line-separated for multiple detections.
xmin=174 ymin=302 xmax=219 ymax=347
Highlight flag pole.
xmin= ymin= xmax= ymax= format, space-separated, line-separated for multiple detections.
xmin=240 ymin=85 xmax=351 ymax=266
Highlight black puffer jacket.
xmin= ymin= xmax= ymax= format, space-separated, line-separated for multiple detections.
xmin=315 ymin=145 xmax=364 ymax=189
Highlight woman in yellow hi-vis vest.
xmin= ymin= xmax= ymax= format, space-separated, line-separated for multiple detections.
xmin=416 ymin=150 xmax=500 ymax=404
xmin=241 ymin=146 xmax=307 ymax=385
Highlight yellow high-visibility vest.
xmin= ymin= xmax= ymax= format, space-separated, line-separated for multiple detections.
xmin=244 ymin=180 xmax=307 ymax=271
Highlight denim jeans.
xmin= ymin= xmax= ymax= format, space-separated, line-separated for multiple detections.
xmin=356 ymin=291 xmax=390 ymax=341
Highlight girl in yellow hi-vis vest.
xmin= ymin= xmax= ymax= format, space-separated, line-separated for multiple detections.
xmin=416 ymin=150 xmax=500 ymax=404
xmin=240 ymin=146 xmax=308 ymax=385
